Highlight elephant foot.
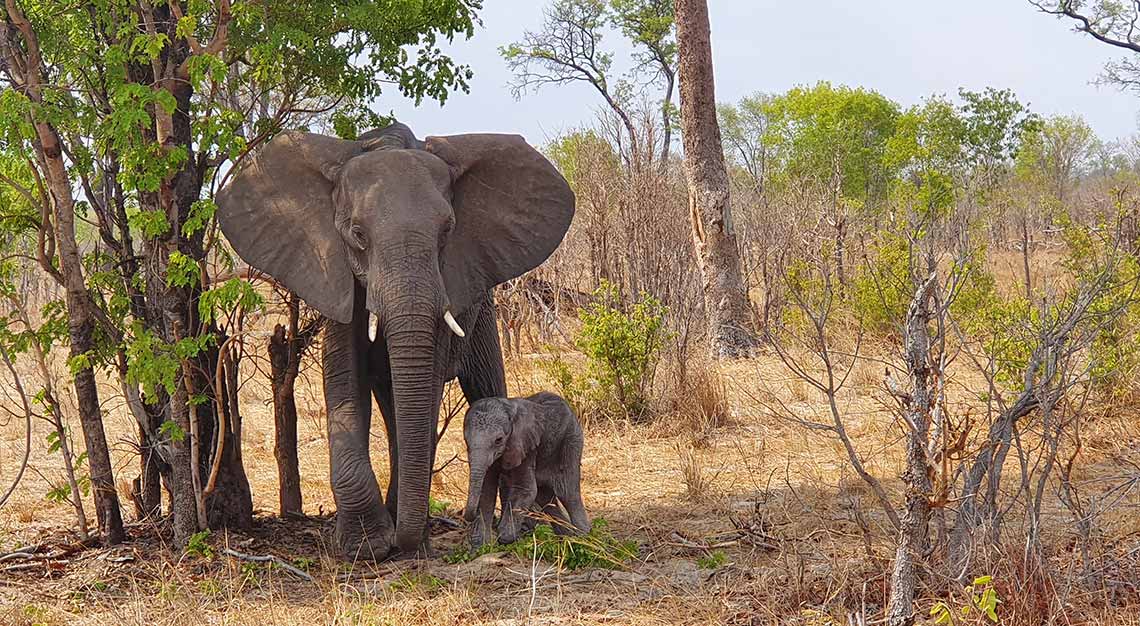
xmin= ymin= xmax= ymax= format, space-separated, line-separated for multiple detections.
xmin=335 ymin=513 xmax=395 ymax=562
xmin=392 ymin=538 xmax=434 ymax=561
xmin=497 ymin=521 xmax=520 ymax=545
xmin=469 ymin=521 xmax=490 ymax=550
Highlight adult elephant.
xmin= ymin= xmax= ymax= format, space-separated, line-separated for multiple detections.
xmin=216 ymin=123 xmax=574 ymax=560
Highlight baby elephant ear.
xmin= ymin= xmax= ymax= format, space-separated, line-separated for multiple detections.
xmin=503 ymin=403 xmax=541 ymax=470
xmin=425 ymin=134 xmax=575 ymax=313
xmin=216 ymin=131 xmax=363 ymax=323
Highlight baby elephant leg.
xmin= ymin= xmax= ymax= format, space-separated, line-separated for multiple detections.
xmin=554 ymin=464 xmax=591 ymax=535
xmin=524 ymin=485 xmax=568 ymax=534
xmin=497 ymin=465 xmax=537 ymax=545
xmin=469 ymin=465 xmax=500 ymax=549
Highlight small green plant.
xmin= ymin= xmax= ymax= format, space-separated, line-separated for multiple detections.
xmin=197 ymin=579 xmax=222 ymax=597
xmin=442 ymin=540 xmax=503 ymax=565
xmin=505 ymin=518 xmax=638 ymax=570
xmin=697 ymin=550 xmax=727 ymax=569
xmin=929 ymin=575 xmax=1001 ymax=624
xmin=291 ymin=556 xmax=316 ymax=571
xmin=156 ymin=581 xmax=180 ymax=604
xmin=238 ymin=562 xmax=260 ymax=584
xmin=444 ymin=518 xmax=638 ymax=571
xmin=428 ymin=497 xmax=450 ymax=517
xmin=388 ymin=572 xmax=447 ymax=594
xmin=20 ymin=603 xmax=51 ymax=626
xmin=184 ymin=529 xmax=214 ymax=559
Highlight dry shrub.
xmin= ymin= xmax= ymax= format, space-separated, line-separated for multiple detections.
xmin=851 ymin=358 xmax=883 ymax=390
xmin=674 ymin=442 xmax=712 ymax=502
xmin=656 ymin=359 xmax=732 ymax=447
xmin=787 ymin=377 xmax=811 ymax=403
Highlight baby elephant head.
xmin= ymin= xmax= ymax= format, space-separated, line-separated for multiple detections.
xmin=462 ymin=398 xmax=541 ymax=521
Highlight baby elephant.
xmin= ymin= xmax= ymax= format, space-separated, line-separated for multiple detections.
xmin=462 ymin=392 xmax=590 ymax=547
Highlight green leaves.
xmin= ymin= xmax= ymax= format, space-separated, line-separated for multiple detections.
xmin=159 ymin=419 xmax=187 ymax=444
xmin=754 ymin=83 xmax=900 ymax=213
xmin=198 ymin=278 xmax=263 ymax=324
xmin=165 ymin=251 xmax=201 ymax=289
xmin=929 ymin=575 xmax=1001 ymax=624
xmin=574 ymin=280 xmax=670 ymax=421
xmin=125 ymin=324 xmax=180 ymax=401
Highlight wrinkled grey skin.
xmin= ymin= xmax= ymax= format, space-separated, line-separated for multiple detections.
xmin=215 ymin=124 xmax=574 ymax=560
xmin=463 ymin=392 xmax=590 ymax=547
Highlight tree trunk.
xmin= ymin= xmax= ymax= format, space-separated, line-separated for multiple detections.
xmin=205 ymin=345 xmax=253 ymax=528
xmin=1021 ymin=214 xmax=1032 ymax=300
xmin=269 ymin=292 xmax=310 ymax=516
xmin=886 ymin=276 xmax=936 ymax=626
xmin=674 ymin=0 xmax=758 ymax=358
xmin=3 ymin=0 xmax=125 ymax=545
xmin=140 ymin=6 xmax=251 ymax=540
xmin=659 ymin=68 xmax=675 ymax=169
xmin=37 ymin=125 xmax=124 ymax=545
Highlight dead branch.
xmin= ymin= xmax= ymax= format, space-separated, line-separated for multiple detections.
xmin=222 ymin=548 xmax=314 ymax=582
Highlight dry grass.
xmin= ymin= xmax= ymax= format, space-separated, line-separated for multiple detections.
xmin=2 ymin=320 xmax=1140 ymax=624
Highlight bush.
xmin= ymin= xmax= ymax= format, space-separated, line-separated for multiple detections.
xmin=571 ymin=280 xmax=670 ymax=422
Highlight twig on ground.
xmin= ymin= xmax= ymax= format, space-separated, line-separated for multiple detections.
xmin=222 ymin=548 xmax=314 ymax=582
xmin=0 ymin=551 xmax=37 ymax=563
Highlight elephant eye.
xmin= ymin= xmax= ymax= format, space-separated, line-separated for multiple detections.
xmin=349 ymin=224 xmax=368 ymax=250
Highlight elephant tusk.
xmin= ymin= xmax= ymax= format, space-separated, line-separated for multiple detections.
xmin=368 ymin=312 xmax=377 ymax=342
xmin=443 ymin=310 xmax=466 ymax=338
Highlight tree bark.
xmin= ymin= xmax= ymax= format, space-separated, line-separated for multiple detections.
xmin=137 ymin=3 xmax=251 ymax=542
xmin=269 ymin=292 xmax=312 ymax=516
xmin=674 ymin=0 xmax=758 ymax=358
xmin=886 ymin=276 xmax=936 ymax=626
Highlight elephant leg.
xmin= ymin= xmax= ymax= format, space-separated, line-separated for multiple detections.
xmin=469 ymin=463 xmax=500 ymax=549
xmin=325 ymin=310 xmax=394 ymax=561
xmin=526 ymin=485 xmax=567 ymax=535
xmin=368 ymin=333 xmax=400 ymax=518
xmin=374 ymin=383 xmax=399 ymax=518
xmin=554 ymin=463 xmax=590 ymax=536
xmin=458 ymin=297 xmax=508 ymax=402
xmin=497 ymin=461 xmax=537 ymax=545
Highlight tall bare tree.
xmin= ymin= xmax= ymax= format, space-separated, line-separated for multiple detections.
xmin=674 ymin=0 xmax=757 ymax=357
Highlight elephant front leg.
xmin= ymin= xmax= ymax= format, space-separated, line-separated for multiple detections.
xmin=497 ymin=460 xmax=537 ymax=545
xmin=468 ymin=462 xmax=501 ymax=549
xmin=457 ymin=296 xmax=508 ymax=402
xmin=325 ymin=316 xmax=394 ymax=561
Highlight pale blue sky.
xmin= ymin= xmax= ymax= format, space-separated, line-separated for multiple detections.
xmin=387 ymin=1 xmax=1139 ymax=146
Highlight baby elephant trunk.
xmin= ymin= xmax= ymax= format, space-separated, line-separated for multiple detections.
xmin=463 ymin=465 xmax=486 ymax=523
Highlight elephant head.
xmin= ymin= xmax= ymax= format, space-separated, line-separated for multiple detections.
xmin=462 ymin=398 xmax=540 ymax=522
xmin=216 ymin=123 xmax=574 ymax=553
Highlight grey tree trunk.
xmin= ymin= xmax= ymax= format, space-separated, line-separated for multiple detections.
xmin=674 ymin=0 xmax=758 ymax=358
xmin=886 ymin=276 xmax=936 ymax=626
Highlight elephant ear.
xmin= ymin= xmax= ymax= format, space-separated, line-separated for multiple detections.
xmin=503 ymin=402 xmax=541 ymax=470
xmin=216 ymin=131 xmax=363 ymax=324
xmin=425 ymin=134 xmax=575 ymax=313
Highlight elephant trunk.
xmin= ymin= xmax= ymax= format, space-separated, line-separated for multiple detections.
xmin=464 ymin=459 xmax=489 ymax=522
xmin=383 ymin=301 xmax=443 ymax=556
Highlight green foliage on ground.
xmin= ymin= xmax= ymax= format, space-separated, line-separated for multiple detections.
xmin=697 ymin=550 xmax=727 ymax=569
xmin=444 ymin=518 xmax=639 ymax=571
